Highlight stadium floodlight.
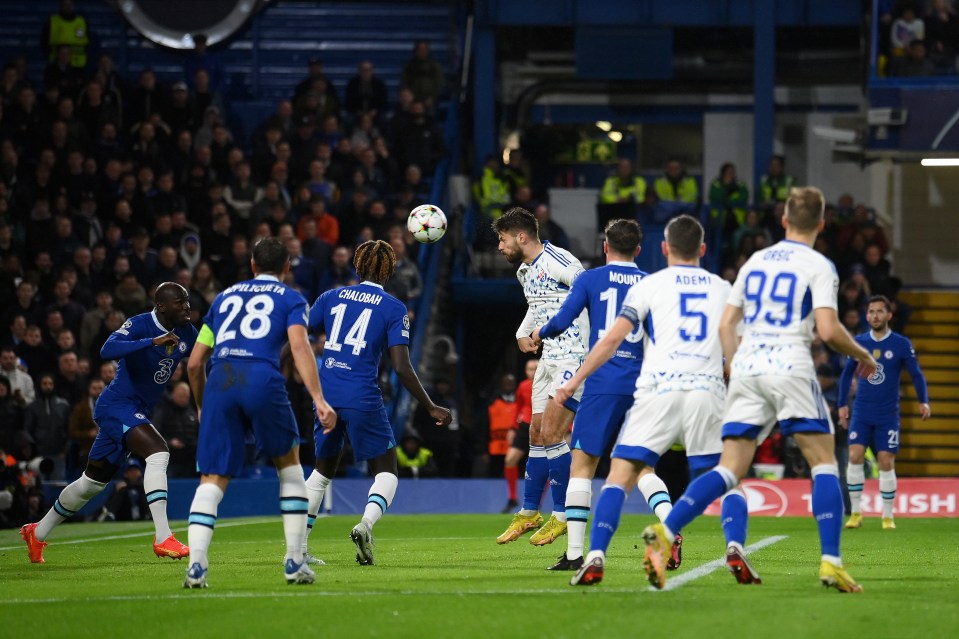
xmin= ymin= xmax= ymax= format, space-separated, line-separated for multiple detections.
xmin=595 ymin=121 xmax=612 ymax=132
xmin=920 ymin=158 xmax=959 ymax=167
xmin=608 ymin=131 xmax=623 ymax=142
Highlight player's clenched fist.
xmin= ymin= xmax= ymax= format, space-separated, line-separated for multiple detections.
xmin=517 ymin=336 xmax=539 ymax=353
xmin=553 ymin=381 xmax=576 ymax=407
xmin=315 ymin=399 xmax=337 ymax=434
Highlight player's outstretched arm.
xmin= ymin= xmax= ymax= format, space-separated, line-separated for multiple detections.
xmin=815 ymin=307 xmax=877 ymax=378
xmin=554 ymin=315 xmax=632 ymax=406
xmin=535 ymin=278 xmax=589 ymax=343
xmin=390 ymin=344 xmax=452 ymax=426
xmin=719 ymin=304 xmax=744 ymax=377
xmin=288 ymin=324 xmax=336 ymax=432
xmin=186 ymin=325 xmax=214 ymax=413
xmin=100 ymin=325 xmax=177 ymax=359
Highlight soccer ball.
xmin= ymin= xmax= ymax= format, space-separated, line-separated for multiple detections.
xmin=407 ymin=204 xmax=447 ymax=243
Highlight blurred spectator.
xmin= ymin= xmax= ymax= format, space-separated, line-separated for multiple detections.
xmin=80 ymin=290 xmax=113 ymax=357
xmin=152 ymin=381 xmax=199 ymax=478
xmin=101 ymin=459 xmax=149 ymax=521
xmin=732 ymin=210 xmax=773 ymax=255
xmin=401 ymin=40 xmax=445 ymax=109
xmin=890 ymin=39 xmax=935 ymax=76
xmin=0 ymin=346 xmax=34 ymax=405
xmin=67 ymin=376 xmax=102 ymax=475
xmin=502 ymin=148 xmax=529 ymax=195
xmin=708 ymin=162 xmax=749 ymax=247
xmin=842 ymin=306 xmax=865 ymax=335
xmin=600 ymin=158 xmax=646 ymax=205
xmin=926 ymin=0 xmax=959 ymax=69
xmin=485 ymin=372 xmax=517 ymax=483
xmin=533 ymin=203 xmax=571 ymax=251
xmin=41 ymin=1 xmax=91 ymax=71
xmin=54 ymin=350 xmax=85 ymax=405
xmin=891 ymin=3 xmax=925 ymax=55
xmin=114 ymin=272 xmax=148 ymax=316
xmin=396 ymin=434 xmax=437 ymax=478
xmin=393 ymin=101 xmax=443 ymax=174
xmin=17 ymin=325 xmax=55 ymax=378
xmin=319 ymin=245 xmax=359 ymax=292
xmin=286 ymin=238 xmax=319 ymax=300
xmin=298 ymin=196 xmax=339 ymax=247
xmin=183 ymin=34 xmax=225 ymax=93
xmin=653 ymin=158 xmax=699 ymax=205
xmin=862 ymin=243 xmax=893 ymax=296
xmin=293 ymin=59 xmax=337 ymax=104
xmin=385 ymin=237 xmax=423 ymax=310
xmin=412 ymin=378 xmax=459 ymax=477
xmin=25 ymin=373 xmax=70 ymax=477
xmin=758 ymin=155 xmax=796 ymax=207
xmin=473 ymin=154 xmax=510 ymax=222
xmin=344 ymin=61 xmax=388 ymax=120
xmin=0 ymin=377 xmax=24 ymax=451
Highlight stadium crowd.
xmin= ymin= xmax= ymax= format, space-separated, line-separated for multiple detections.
xmin=0 ymin=0 xmax=450 ymax=527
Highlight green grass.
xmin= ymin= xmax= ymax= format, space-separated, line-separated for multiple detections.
xmin=2 ymin=514 xmax=957 ymax=639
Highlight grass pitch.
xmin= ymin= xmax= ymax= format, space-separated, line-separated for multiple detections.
xmin=2 ymin=514 xmax=957 ymax=639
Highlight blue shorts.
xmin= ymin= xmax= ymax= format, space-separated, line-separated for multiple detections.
xmin=314 ymin=406 xmax=395 ymax=462
xmin=196 ymin=363 xmax=300 ymax=477
xmin=848 ymin=416 xmax=900 ymax=454
xmin=570 ymin=394 xmax=634 ymax=457
xmin=90 ymin=399 xmax=152 ymax=467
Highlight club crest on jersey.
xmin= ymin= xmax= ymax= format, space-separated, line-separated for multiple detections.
xmin=884 ymin=350 xmax=893 ymax=360
xmin=325 ymin=357 xmax=335 ymax=369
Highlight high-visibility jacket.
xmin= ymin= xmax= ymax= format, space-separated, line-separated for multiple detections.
xmin=759 ymin=174 xmax=796 ymax=204
xmin=600 ymin=175 xmax=646 ymax=204
xmin=708 ymin=178 xmax=750 ymax=227
xmin=488 ymin=394 xmax=517 ymax=456
xmin=49 ymin=14 xmax=89 ymax=68
xmin=653 ymin=175 xmax=698 ymax=204
xmin=474 ymin=167 xmax=511 ymax=220
xmin=397 ymin=446 xmax=434 ymax=469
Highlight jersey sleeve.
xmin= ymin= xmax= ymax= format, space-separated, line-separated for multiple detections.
xmin=308 ymin=293 xmax=326 ymax=333
xmin=727 ymin=269 xmax=746 ymax=308
xmin=837 ymin=355 xmax=857 ymax=406
xmin=556 ymin=258 xmax=585 ymax=288
xmin=286 ymin=294 xmax=309 ymax=329
xmin=539 ymin=272 xmax=589 ymax=340
xmin=516 ymin=307 xmax=536 ymax=339
xmin=100 ymin=318 xmax=155 ymax=359
xmin=387 ymin=303 xmax=411 ymax=348
xmin=809 ymin=258 xmax=840 ymax=310
xmin=619 ymin=281 xmax=648 ymax=328
xmin=902 ymin=338 xmax=929 ymax=404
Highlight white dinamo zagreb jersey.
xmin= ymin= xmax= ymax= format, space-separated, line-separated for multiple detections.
xmin=620 ymin=266 xmax=730 ymax=396
xmin=728 ymin=239 xmax=839 ymax=380
xmin=515 ymin=241 xmax=588 ymax=361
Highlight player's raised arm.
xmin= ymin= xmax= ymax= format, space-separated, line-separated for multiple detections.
xmin=554 ymin=314 xmax=634 ymax=406
xmin=288 ymin=323 xmax=336 ymax=432
xmin=186 ymin=323 xmax=214 ymax=412
xmin=390 ymin=344 xmax=452 ymax=426
xmin=534 ymin=274 xmax=589 ymax=343
xmin=815 ymin=308 xmax=877 ymax=378
xmin=100 ymin=320 xmax=175 ymax=359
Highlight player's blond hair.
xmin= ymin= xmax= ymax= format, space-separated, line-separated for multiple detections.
xmin=785 ymin=186 xmax=825 ymax=232
xmin=354 ymin=239 xmax=396 ymax=284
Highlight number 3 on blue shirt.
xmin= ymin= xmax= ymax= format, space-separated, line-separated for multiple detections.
xmin=743 ymin=271 xmax=797 ymax=326
xmin=679 ymin=292 xmax=708 ymax=342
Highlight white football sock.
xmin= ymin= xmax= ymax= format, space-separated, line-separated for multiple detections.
xmin=144 ymin=452 xmax=172 ymax=540
xmin=638 ymin=472 xmax=673 ymax=522
xmin=565 ymin=477 xmax=592 ymax=560
xmin=847 ymin=463 xmax=865 ymax=514
xmin=362 ymin=472 xmax=398 ymax=530
xmin=37 ymin=473 xmax=106 ymax=540
xmin=279 ymin=465 xmax=308 ymax=564
xmin=188 ymin=483 xmax=224 ymax=570
xmin=879 ymin=469 xmax=896 ymax=519
xmin=303 ymin=470 xmax=332 ymax=554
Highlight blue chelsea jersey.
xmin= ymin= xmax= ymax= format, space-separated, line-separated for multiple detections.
xmin=838 ymin=330 xmax=928 ymax=418
xmin=98 ymin=310 xmax=198 ymax=410
xmin=309 ymin=282 xmax=410 ymax=410
xmin=204 ymin=275 xmax=309 ymax=370
xmin=539 ymin=262 xmax=646 ymax=396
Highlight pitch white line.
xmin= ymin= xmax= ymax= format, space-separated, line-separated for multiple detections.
xmin=0 ymin=517 xmax=284 ymax=551
xmin=649 ymin=534 xmax=789 ymax=592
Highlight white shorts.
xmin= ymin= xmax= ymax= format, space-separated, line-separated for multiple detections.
xmin=613 ymin=387 xmax=724 ymax=472
xmin=532 ymin=358 xmax=583 ymax=414
xmin=722 ymin=375 xmax=834 ymax=444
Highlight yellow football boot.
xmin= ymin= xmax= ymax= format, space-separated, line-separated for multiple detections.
xmin=496 ymin=511 xmax=543 ymax=544
xmin=844 ymin=513 xmax=863 ymax=529
xmin=819 ymin=561 xmax=864 ymax=593
xmin=528 ymin=515 xmax=567 ymax=546
xmin=881 ymin=517 xmax=896 ymax=530
xmin=642 ymin=523 xmax=672 ymax=590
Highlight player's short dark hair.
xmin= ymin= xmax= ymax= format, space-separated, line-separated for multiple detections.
xmin=491 ymin=207 xmax=538 ymax=238
xmin=867 ymin=294 xmax=892 ymax=312
xmin=252 ymin=236 xmax=289 ymax=275
xmin=604 ymin=218 xmax=643 ymax=256
xmin=154 ymin=282 xmax=187 ymax=304
xmin=664 ymin=214 xmax=704 ymax=260
xmin=785 ymin=186 xmax=825 ymax=232
xmin=354 ymin=239 xmax=396 ymax=284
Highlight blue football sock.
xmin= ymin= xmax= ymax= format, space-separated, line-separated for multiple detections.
xmin=664 ymin=467 xmax=736 ymax=535
xmin=811 ymin=465 xmax=843 ymax=558
xmin=546 ymin=442 xmax=571 ymax=515
xmin=522 ymin=446 xmax=549 ymax=512
xmin=589 ymin=484 xmax=627 ymax=555
xmin=721 ymin=490 xmax=748 ymax=547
